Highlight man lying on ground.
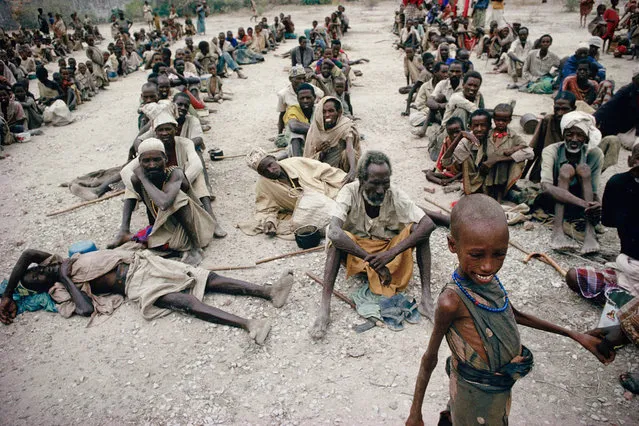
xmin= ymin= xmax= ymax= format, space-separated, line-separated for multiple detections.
xmin=0 ymin=248 xmax=294 ymax=345
xmin=239 ymin=147 xmax=346 ymax=237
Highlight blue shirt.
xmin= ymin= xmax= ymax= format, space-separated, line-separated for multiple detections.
xmin=474 ymin=0 xmax=490 ymax=10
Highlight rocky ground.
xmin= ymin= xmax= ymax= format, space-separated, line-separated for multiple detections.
xmin=0 ymin=1 xmax=638 ymax=425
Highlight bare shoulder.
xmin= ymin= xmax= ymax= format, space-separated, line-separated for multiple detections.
xmin=435 ymin=288 xmax=462 ymax=320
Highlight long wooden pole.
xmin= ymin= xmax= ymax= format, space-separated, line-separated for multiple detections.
xmin=47 ymin=190 xmax=125 ymax=217
xmin=256 ymin=245 xmax=324 ymax=265
xmin=305 ymin=271 xmax=356 ymax=309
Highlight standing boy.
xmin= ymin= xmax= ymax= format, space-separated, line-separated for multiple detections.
xmin=406 ymin=194 xmax=613 ymax=426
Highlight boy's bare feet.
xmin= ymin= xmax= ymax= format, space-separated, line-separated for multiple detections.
xmin=182 ymin=247 xmax=204 ymax=266
xmin=248 ymin=319 xmax=272 ymax=345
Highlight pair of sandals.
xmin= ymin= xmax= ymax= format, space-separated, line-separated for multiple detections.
xmin=380 ymin=295 xmax=421 ymax=331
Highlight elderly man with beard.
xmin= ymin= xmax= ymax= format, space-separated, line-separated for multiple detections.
xmin=133 ymin=93 xmax=212 ymax=190
xmin=115 ymin=138 xmax=216 ymax=265
xmin=539 ymin=111 xmax=604 ymax=254
xmin=310 ymin=151 xmax=437 ymax=340
xmin=111 ymin=110 xmax=226 ymax=256
xmin=239 ymin=147 xmax=346 ymax=237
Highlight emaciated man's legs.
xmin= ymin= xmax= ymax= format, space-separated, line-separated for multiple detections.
xmin=551 ymin=164 xmax=580 ymax=250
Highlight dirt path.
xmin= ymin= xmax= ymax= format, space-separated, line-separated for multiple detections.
xmin=0 ymin=1 xmax=637 ymax=424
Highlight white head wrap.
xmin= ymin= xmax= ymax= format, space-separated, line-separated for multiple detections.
xmin=588 ymin=36 xmax=603 ymax=49
xmin=577 ymin=41 xmax=589 ymax=51
xmin=560 ymin=111 xmax=601 ymax=148
xmin=138 ymin=138 xmax=166 ymax=154
xmin=153 ymin=109 xmax=178 ymax=129
xmin=289 ymin=64 xmax=306 ymax=78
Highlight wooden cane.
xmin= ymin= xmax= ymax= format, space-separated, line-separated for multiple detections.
xmin=203 ymin=264 xmax=257 ymax=272
xmin=523 ymin=252 xmax=567 ymax=277
xmin=46 ymin=190 xmax=125 ymax=217
xmin=256 ymin=246 xmax=324 ymax=265
xmin=305 ymin=272 xmax=385 ymax=328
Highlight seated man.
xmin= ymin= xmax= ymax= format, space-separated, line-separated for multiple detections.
xmin=525 ymin=91 xmax=577 ymax=182
xmin=562 ymin=60 xmax=600 ymax=107
xmin=510 ymin=34 xmax=560 ymax=91
xmin=539 ymin=111 xmax=604 ymax=254
xmin=112 ymin=114 xmax=225 ymax=247
xmin=402 ymin=47 xmax=424 ymax=92
xmin=115 ymin=138 xmax=215 ymax=265
xmin=493 ymin=27 xmax=531 ymax=82
xmin=291 ymin=35 xmax=314 ymax=71
xmin=424 ymin=116 xmax=463 ymax=186
xmin=310 ymin=151 xmax=436 ymax=339
xmin=565 ymin=143 xmax=639 ymax=394
xmin=309 ymin=58 xmax=343 ymax=97
xmin=441 ymin=106 xmax=532 ymax=201
xmin=303 ymin=96 xmax=360 ymax=182
xmin=276 ymin=65 xmax=324 ymax=134
xmin=402 ymin=52 xmax=435 ymax=117
xmin=283 ymin=83 xmax=315 ymax=157
xmin=239 ymin=147 xmax=346 ymax=237
xmin=429 ymin=70 xmax=484 ymax=161
xmin=406 ymin=61 xmax=447 ymax=126
xmin=0 ymin=248 xmax=295 ymax=345
xmin=594 ymin=68 xmax=639 ymax=150
xmin=413 ymin=60 xmax=463 ymax=139
xmin=0 ymin=83 xmax=26 ymax=137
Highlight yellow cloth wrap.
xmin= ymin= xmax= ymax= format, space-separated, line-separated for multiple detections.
xmin=344 ymin=224 xmax=414 ymax=297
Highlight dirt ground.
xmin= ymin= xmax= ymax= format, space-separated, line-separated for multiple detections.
xmin=1 ymin=1 xmax=638 ymax=424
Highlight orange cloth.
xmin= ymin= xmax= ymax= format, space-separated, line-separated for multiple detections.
xmin=344 ymin=225 xmax=414 ymax=297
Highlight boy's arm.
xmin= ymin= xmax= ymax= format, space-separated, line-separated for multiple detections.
xmin=513 ymin=306 xmax=614 ymax=364
xmin=407 ymin=290 xmax=459 ymax=426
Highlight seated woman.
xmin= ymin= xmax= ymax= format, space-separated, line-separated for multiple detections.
xmin=303 ymin=96 xmax=360 ymax=183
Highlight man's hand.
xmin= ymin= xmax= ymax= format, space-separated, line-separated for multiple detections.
xmin=0 ymin=296 xmax=18 ymax=325
xmin=365 ymin=250 xmax=397 ymax=271
xmin=584 ymin=201 xmax=602 ymax=223
xmin=318 ymin=140 xmax=332 ymax=152
xmin=376 ymin=266 xmax=393 ymax=287
xmin=462 ymin=131 xmax=480 ymax=146
xmin=264 ymin=221 xmax=277 ymax=237
xmin=132 ymin=165 xmax=145 ymax=180
xmin=341 ymin=170 xmax=356 ymax=185
xmin=574 ymin=332 xmax=616 ymax=365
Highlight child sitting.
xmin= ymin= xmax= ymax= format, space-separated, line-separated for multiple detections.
xmin=425 ymin=117 xmax=463 ymax=186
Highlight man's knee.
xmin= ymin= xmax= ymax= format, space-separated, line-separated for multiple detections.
xmin=558 ymin=163 xmax=576 ymax=181
xmin=565 ymin=268 xmax=579 ymax=293
xmin=575 ymin=163 xmax=591 ymax=179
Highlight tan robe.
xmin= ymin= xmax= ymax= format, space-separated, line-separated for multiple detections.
xmin=303 ymin=96 xmax=361 ymax=172
xmin=238 ymin=157 xmax=346 ymax=237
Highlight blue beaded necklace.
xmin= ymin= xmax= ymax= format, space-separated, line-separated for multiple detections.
xmin=452 ymin=270 xmax=510 ymax=313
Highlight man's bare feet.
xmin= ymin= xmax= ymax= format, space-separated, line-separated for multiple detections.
xmin=309 ymin=312 xmax=330 ymax=340
xmin=248 ymin=319 xmax=272 ymax=345
xmin=551 ymin=233 xmax=579 ymax=251
xmin=213 ymin=225 xmax=227 ymax=238
xmin=107 ymin=231 xmax=133 ymax=249
xmin=418 ymin=298 xmax=435 ymax=321
xmin=581 ymin=234 xmax=600 ymax=255
xmin=182 ymin=247 xmax=204 ymax=266
xmin=271 ymin=270 xmax=294 ymax=308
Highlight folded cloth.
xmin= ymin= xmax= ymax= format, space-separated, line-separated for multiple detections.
xmin=0 ymin=279 xmax=57 ymax=314
xmin=446 ymin=345 xmax=534 ymax=393
xmin=352 ymin=284 xmax=420 ymax=330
